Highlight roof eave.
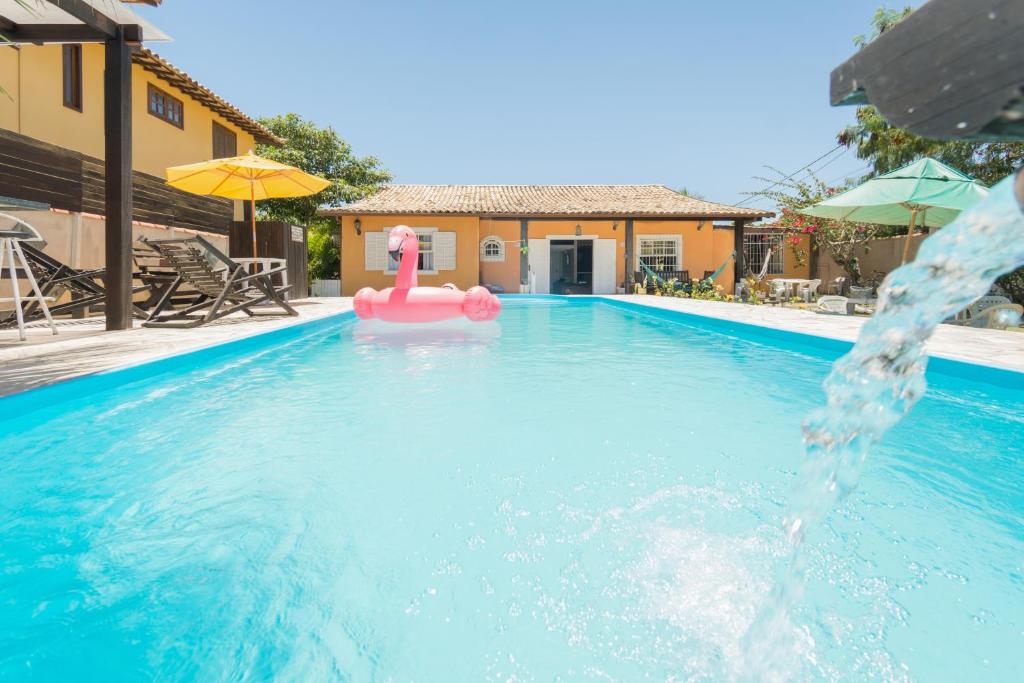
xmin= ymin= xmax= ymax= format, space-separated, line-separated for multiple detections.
xmin=133 ymin=49 xmax=284 ymax=147
xmin=318 ymin=208 xmax=774 ymax=219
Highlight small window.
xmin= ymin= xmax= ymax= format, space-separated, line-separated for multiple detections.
xmin=636 ymin=235 xmax=681 ymax=272
xmin=212 ymin=121 xmax=237 ymax=159
xmin=480 ymin=236 xmax=505 ymax=262
xmin=744 ymin=233 xmax=785 ymax=276
xmin=387 ymin=230 xmax=435 ymax=272
xmin=62 ymin=44 xmax=82 ymax=111
xmin=147 ymin=84 xmax=184 ymax=128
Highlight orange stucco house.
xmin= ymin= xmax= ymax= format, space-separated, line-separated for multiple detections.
xmin=321 ymin=185 xmax=774 ymax=296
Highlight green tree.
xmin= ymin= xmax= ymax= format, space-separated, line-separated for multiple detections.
xmin=254 ymin=113 xmax=391 ymax=280
xmin=839 ymin=6 xmax=1024 ymax=186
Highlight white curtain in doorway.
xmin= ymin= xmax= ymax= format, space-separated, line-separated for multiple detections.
xmin=528 ymin=238 xmax=550 ymax=293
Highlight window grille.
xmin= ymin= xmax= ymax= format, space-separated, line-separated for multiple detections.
xmin=743 ymin=233 xmax=785 ymax=276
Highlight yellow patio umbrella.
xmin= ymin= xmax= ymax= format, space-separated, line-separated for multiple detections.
xmin=165 ymin=152 xmax=330 ymax=259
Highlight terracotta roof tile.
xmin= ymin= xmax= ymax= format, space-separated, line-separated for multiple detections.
xmin=320 ymin=185 xmax=772 ymax=219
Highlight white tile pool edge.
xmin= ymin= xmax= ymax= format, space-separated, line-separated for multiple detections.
xmin=602 ymin=295 xmax=1024 ymax=374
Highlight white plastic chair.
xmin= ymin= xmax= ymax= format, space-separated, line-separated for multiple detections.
xmin=798 ymin=279 xmax=822 ymax=302
xmin=816 ymin=295 xmax=849 ymax=314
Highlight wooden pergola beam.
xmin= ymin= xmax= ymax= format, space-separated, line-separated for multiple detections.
xmin=43 ymin=0 xmax=119 ymax=37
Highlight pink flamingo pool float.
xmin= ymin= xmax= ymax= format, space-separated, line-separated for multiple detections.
xmin=354 ymin=226 xmax=501 ymax=323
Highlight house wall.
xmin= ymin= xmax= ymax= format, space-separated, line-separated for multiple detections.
xmin=479 ymin=218 xmax=521 ymax=293
xmin=340 ymin=214 xmax=725 ymax=295
xmin=338 ymin=214 xmax=481 ymax=295
xmin=0 ymin=44 xmax=257 ymax=219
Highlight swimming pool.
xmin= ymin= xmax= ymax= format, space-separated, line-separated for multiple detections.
xmin=1 ymin=297 xmax=1021 ymax=681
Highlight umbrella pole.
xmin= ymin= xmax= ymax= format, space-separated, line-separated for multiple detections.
xmin=900 ymin=208 xmax=918 ymax=264
xmin=250 ymin=187 xmax=258 ymax=262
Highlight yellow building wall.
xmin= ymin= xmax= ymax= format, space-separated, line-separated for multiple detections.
xmin=711 ymin=227 xmax=738 ymax=290
xmin=340 ymin=215 xmax=720 ymax=295
xmin=0 ymin=44 xmax=256 ymax=217
xmin=339 ymin=214 xmax=481 ymax=295
xmin=479 ymin=218 xmax=521 ymax=293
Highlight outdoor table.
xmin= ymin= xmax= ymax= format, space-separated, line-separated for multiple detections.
xmin=768 ymin=278 xmax=812 ymax=299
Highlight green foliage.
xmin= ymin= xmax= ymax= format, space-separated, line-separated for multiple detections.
xmin=254 ymin=113 xmax=391 ymax=225
xmin=254 ymin=113 xmax=390 ymax=283
xmin=841 ymin=6 xmax=1024 ymax=186
xmin=996 ymin=267 xmax=1024 ymax=306
xmin=306 ymin=221 xmax=340 ymax=281
xmin=677 ymin=187 xmax=706 ymax=200
xmin=852 ymin=6 xmax=912 ymax=47
xmin=839 ymin=106 xmax=1024 ymax=186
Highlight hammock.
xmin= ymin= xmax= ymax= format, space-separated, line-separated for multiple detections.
xmin=700 ymin=251 xmax=735 ymax=285
xmin=747 ymin=247 xmax=774 ymax=282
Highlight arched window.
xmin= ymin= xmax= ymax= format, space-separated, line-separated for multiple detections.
xmin=480 ymin=235 xmax=505 ymax=262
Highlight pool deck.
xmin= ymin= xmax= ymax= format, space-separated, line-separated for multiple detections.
xmin=0 ymin=298 xmax=354 ymax=397
xmin=606 ymin=295 xmax=1024 ymax=373
xmin=0 ymin=295 xmax=1021 ymax=397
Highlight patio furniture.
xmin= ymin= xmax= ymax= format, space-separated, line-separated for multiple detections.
xmin=800 ymin=157 xmax=990 ymax=264
xmin=0 ymin=212 xmax=56 ymax=341
xmin=947 ymin=295 xmax=1023 ymax=329
xmin=969 ymin=303 xmax=1023 ymax=329
xmin=138 ymin=236 xmax=297 ymax=328
xmin=826 ymin=277 xmax=846 ymax=296
xmin=815 ymin=295 xmax=850 ymax=315
xmin=798 ymin=279 xmax=822 ymax=302
xmin=766 ymin=279 xmax=789 ymax=305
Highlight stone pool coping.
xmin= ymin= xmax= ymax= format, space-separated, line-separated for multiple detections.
xmin=602 ymin=295 xmax=1024 ymax=374
xmin=0 ymin=298 xmax=354 ymax=397
xmin=1 ymin=294 xmax=1020 ymax=398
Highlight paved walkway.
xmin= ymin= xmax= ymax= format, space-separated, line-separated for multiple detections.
xmin=607 ymin=295 xmax=1024 ymax=372
xmin=1 ymin=295 xmax=1020 ymax=397
xmin=0 ymin=298 xmax=353 ymax=396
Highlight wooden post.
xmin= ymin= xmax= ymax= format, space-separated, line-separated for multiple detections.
xmin=900 ymin=207 xmax=918 ymax=264
xmin=624 ymin=218 xmax=634 ymax=292
xmin=519 ymin=218 xmax=528 ymax=292
xmin=104 ymin=28 xmax=132 ymax=331
xmin=733 ymin=218 xmax=747 ymax=286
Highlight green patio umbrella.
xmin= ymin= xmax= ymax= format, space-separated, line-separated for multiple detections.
xmin=800 ymin=158 xmax=990 ymax=263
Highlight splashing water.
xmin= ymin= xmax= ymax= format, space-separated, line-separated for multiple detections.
xmin=741 ymin=171 xmax=1024 ymax=679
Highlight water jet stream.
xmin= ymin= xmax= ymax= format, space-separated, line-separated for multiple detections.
xmin=741 ymin=171 xmax=1024 ymax=679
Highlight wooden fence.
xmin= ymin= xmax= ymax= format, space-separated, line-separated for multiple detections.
xmin=0 ymin=129 xmax=234 ymax=234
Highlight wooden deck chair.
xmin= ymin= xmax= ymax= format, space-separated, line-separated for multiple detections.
xmin=138 ymin=236 xmax=297 ymax=328
xmin=0 ymin=242 xmax=148 ymax=328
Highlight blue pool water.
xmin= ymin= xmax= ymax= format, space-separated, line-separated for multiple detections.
xmin=1 ymin=298 xmax=1021 ymax=681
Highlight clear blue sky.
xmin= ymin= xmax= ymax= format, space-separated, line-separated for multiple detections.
xmin=137 ymin=1 xmax=924 ymax=211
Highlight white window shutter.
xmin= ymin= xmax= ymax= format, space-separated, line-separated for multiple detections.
xmin=365 ymin=231 xmax=387 ymax=271
xmin=434 ymin=231 xmax=457 ymax=270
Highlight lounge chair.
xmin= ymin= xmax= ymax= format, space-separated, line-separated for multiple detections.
xmin=138 ymin=236 xmax=297 ymax=328
xmin=815 ymin=295 xmax=850 ymax=314
xmin=948 ymin=295 xmax=1023 ymax=329
xmin=0 ymin=241 xmax=157 ymax=326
